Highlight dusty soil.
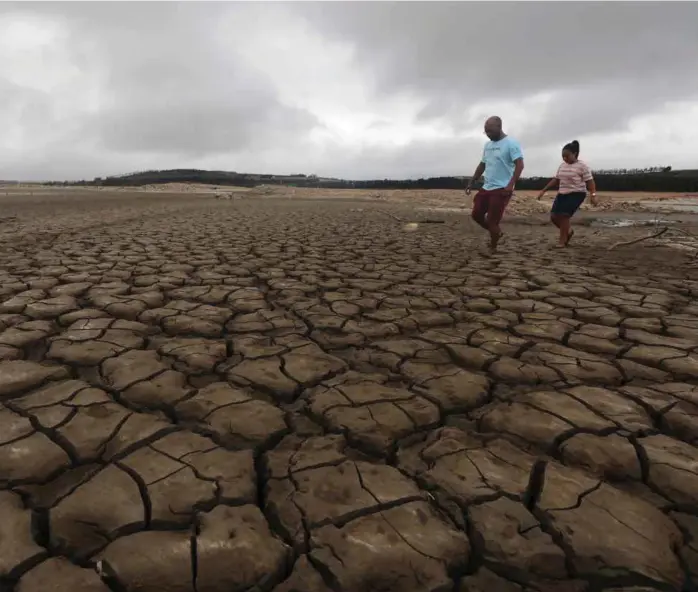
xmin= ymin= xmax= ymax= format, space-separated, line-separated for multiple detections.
xmin=1 ymin=189 xmax=698 ymax=592
xmin=8 ymin=182 xmax=698 ymax=215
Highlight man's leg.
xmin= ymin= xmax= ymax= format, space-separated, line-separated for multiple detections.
xmin=471 ymin=191 xmax=490 ymax=231
xmin=486 ymin=191 xmax=511 ymax=251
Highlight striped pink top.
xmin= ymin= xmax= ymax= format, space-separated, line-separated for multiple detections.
xmin=556 ymin=160 xmax=593 ymax=194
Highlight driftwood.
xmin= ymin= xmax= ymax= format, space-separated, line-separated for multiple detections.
xmin=608 ymin=225 xmax=698 ymax=253
xmin=608 ymin=227 xmax=669 ymax=249
xmin=377 ymin=210 xmax=446 ymax=224
xmin=667 ymin=227 xmax=698 ymax=239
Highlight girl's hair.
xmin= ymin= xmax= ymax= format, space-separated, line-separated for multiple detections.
xmin=563 ymin=140 xmax=580 ymax=157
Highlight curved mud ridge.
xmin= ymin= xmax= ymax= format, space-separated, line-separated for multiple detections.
xmin=1 ymin=193 xmax=698 ymax=592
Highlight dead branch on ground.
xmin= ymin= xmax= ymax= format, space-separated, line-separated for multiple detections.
xmin=608 ymin=225 xmax=698 ymax=252
xmin=608 ymin=227 xmax=669 ymax=249
xmin=375 ymin=210 xmax=446 ymax=224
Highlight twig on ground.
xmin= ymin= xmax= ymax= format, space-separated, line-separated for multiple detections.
xmin=376 ymin=211 xmax=446 ymax=224
xmin=608 ymin=226 xmax=669 ymax=250
xmin=667 ymin=227 xmax=698 ymax=239
xmin=377 ymin=210 xmax=404 ymax=222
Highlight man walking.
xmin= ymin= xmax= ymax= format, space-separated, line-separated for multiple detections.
xmin=465 ymin=116 xmax=524 ymax=253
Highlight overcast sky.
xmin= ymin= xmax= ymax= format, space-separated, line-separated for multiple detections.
xmin=1 ymin=2 xmax=697 ymax=181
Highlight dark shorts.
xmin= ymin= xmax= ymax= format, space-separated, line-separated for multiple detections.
xmin=551 ymin=192 xmax=586 ymax=216
xmin=472 ymin=188 xmax=512 ymax=226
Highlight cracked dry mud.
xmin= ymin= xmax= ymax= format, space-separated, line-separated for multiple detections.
xmin=1 ymin=190 xmax=698 ymax=592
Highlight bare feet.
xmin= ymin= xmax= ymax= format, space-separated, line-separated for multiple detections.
xmin=489 ymin=231 xmax=504 ymax=253
xmin=556 ymin=230 xmax=574 ymax=248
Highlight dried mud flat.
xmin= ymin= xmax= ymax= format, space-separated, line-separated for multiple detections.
xmin=1 ymin=190 xmax=698 ymax=592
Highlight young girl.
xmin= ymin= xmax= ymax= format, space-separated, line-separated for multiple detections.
xmin=537 ymin=140 xmax=598 ymax=247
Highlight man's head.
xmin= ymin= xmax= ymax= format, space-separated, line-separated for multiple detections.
xmin=484 ymin=116 xmax=503 ymax=141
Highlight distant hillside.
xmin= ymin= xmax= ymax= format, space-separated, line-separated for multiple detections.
xmin=672 ymin=169 xmax=698 ymax=178
xmin=53 ymin=166 xmax=698 ymax=193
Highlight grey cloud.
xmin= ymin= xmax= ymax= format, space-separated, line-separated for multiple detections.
xmin=521 ymin=68 xmax=698 ymax=150
xmin=94 ymin=100 xmax=318 ymax=156
xmin=520 ymin=83 xmax=656 ymax=148
xmin=4 ymin=150 xmax=124 ymax=183
xmin=0 ymin=79 xmax=55 ymax=134
xmin=298 ymin=2 xmax=698 ymax=128
xmin=3 ymin=2 xmax=319 ymax=162
xmin=70 ymin=5 xmax=319 ymax=155
xmin=318 ymin=136 xmax=485 ymax=180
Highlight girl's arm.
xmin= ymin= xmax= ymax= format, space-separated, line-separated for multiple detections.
xmin=582 ymin=163 xmax=597 ymax=205
xmin=537 ymin=177 xmax=559 ymax=200
xmin=586 ymin=178 xmax=598 ymax=206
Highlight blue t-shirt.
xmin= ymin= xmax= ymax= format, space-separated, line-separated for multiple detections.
xmin=481 ymin=136 xmax=524 ymax=190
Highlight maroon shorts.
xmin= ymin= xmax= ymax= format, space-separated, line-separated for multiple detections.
xmin=472 ymin=188 xmax=512 ymax=226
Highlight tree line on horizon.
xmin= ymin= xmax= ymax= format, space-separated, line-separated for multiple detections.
xmin=46 ymin=165 xmax=698 ymax=193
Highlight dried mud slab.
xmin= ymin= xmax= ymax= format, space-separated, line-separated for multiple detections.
xmin=226 ymin=336 xmax=348 ymax=403
xmin=0 ymin=492 xmax=47 ymax=582
xmin=96 ymin=505 xmax=291 ymax=592
xmin=537 ymin=463 xmax=684 ymax=590
xmin=264 ymin=435 xmax=427 ymax=550
xmin=399 ymin=428 xmax=687 ymax=590
xmin=0 ymin=360 xmax=69 ymax=398
xmin=47 ymin=431 xmax=255 ymax=559
xmin=308 ymin=501 xmax=470 ymax=592
xmin=175 ymin=381 xmax=288 ymax=449
xmin=16 ymin=558 xmax=110 ymax=592
xmin=306 ymin=373 xmax=440 ymax=455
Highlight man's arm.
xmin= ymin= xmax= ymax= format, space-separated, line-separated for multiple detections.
xmin=465 ymin=150 xmax=486 ymax=195
xmin=468 ymin=162 xmax=486 ymax=186
xmin=506 ymin=158 xmax=524 ymax=193
xmin=505 ymin=140 xmax=524 ymax=193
